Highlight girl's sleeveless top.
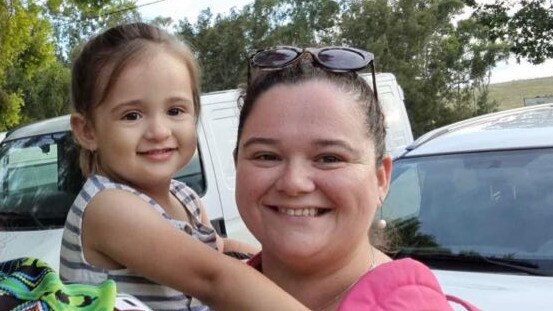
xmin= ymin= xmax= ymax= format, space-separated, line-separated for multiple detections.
xmin=60 ymin=174 xmax=217 ymax=311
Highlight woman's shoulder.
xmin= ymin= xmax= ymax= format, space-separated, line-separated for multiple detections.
xmin=337 ymin=258 xmax=459 ymax=311
xmin=364 ymin=258 xmax=447 ymax=295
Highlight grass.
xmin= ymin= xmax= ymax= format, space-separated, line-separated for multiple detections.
xmin=488 ymin=76 xmax=553 ymax=111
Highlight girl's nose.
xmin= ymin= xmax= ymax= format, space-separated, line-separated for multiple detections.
xmin=145 ymin=116 xmax=171 ymax=141
xmin=275 ymin=160 xmax=316 ymax=196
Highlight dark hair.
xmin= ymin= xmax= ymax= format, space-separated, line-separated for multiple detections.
xmin=236 ymin=60 xmax=386 ymax=165
xmin=71 ymin=22 xmax=200 ymax=175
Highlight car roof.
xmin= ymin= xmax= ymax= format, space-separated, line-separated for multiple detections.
xmin=3 ymin=114 xmax=70 ymax=142
xmin=401 ymin=103 xmax=553 ymax=157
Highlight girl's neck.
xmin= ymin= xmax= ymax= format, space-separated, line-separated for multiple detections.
xmin=261 ymin=244 xmax=377 ymax=311
xmin=96 ymin=171 xmax=172 ymax=204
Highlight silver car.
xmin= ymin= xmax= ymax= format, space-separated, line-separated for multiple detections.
xmin=383 ymin=103 xmax=553 ymax=310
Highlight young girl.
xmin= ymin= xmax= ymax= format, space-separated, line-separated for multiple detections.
xmin=59 ymin=22 xmax=308 ymax=311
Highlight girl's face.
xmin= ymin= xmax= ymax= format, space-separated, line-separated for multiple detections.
xmin=85 ymin=50 xmax=197 ymax=190
xmin=235 ymin=80 xmax=391 ymax=269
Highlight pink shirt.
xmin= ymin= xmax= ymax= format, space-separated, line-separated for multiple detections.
xmin=338 ymin=258 xmax=479 ymax=311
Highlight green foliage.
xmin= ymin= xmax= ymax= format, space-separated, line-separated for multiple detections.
xmin=473 ymin=0 xmax=553 ymax=64
xmin=176 ymin=0 xmax=341 ymax=92
xmin=340 ymin=0 xmax=503 ymax=135
xmin=0 ymin=90 xmax=23 ymax=131
xmin=44 ymin=0 xmax=140 ymax=63
xmin=19 ymin=62 xmax=71 ymax=124
xmin=0 ymin=0 xmax=56 ymax=130
xmin=177 ymin=9 xmax=250 ymax=92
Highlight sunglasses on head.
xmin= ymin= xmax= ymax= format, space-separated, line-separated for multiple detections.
xmin=248 ymin=46 xmax=378 ymax=100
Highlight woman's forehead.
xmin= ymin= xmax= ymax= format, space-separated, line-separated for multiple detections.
xmin=242 ymin=80 xmax=369 ymax=142
xmin=252 ymin=80 xmax=362 ymax=120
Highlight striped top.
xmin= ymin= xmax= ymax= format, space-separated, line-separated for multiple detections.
xmin=60 ymin=174 xmax=217 ymax=311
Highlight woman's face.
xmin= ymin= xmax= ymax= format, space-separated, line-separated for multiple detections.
xmin=235 ymin=79 xmax=391 ymax=267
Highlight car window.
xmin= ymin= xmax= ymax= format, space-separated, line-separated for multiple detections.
xmin=0 ymin=132 xmax=79 ymax=231
xmin=4 ymin=142 xmax=57 ymax=193
xmin=382 ymin=163 xmax=422 ymax=220
xmin=173 ymin=148 xmax=206 ymax=195
xmin=384 ymin=148 xmax=553 ymax=275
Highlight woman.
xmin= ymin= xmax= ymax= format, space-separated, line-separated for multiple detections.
xmin=233 ymin=46 xmax=478 ymax=311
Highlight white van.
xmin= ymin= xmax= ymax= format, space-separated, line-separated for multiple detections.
xmin=362 ymin=73 xmax=414 ymax=154
xmin=0 ymin=72 xmax=412 ymax=269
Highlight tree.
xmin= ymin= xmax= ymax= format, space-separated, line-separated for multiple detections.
xmin=18 ymin=62 xmax=71 ymax=123
xmin=44 ymin=0 xmax=141 ymax=63
xmin=176 ymin=0 xmax=341 ymax=91
xmin=177 ymin=9 xmax=250 ymax=92
xmin=340 ymin=0 xmax=503 ymax=135
xmin=472 ymin=0 xmax=553 ymax=64
xmin=0 ymin=0 xmax=56 ymax=130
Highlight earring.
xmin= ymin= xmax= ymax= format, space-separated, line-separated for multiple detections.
xmin=376 ymin=219 xmax=387 ymax=229
xmin=376 ymin=196 xmax=386 ymax=229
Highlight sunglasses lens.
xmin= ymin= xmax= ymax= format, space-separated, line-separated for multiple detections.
xmin=318 ymin=49 xmax=369 ymax=70
xmin=252 ymin=49 xmax=299 ymax=67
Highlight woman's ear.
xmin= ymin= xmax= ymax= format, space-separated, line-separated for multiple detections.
xmin=376 ymin=154 xmax=393 ymax=199
xmin=70 ymin=113 xmax=97 ymax=151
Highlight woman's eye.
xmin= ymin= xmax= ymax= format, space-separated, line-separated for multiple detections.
xmin=122 ymin=112 xmax=141 ymax=121
xmin=168 ymin=107 xmax=186 ymax=116
xmin=253 ymin=153 xmax=279 ymax=161
xmin=316 ymin=155 xmax=342 ymax=163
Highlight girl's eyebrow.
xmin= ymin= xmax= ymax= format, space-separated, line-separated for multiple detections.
xmin=167 ymin=95 xmax=194 ymax=104
xmin=110 ymin=99 xmax=141 ymax=113
xmin=241 ymin=137 xmax=278 ymax=149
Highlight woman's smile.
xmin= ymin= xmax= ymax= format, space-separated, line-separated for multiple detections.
xmin=269 ymin=205 xmax=332 ymax=217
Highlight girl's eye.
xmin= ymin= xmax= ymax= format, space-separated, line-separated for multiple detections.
xmin=122 ymin=111 xmax=141 ymax=121
xmin=168 ymin=107 xmax=186 ymax=116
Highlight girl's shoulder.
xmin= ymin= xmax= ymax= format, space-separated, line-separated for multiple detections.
xmin=338 ymin=258 xmax=479 ymax=311
xmin=81 ymin=174 xmax=153 ymax=205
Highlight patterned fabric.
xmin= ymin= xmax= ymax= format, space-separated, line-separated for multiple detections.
xmin=60 ymin=174 xmax=217 ymax=311
xmin=0 ymin=257 xmax=116 ymax=311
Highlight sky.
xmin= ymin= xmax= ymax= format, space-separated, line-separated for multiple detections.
xmin=136 ymin=0 xmax=553 ymax=84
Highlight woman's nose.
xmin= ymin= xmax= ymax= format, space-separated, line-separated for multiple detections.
xmin=145 ymin=116 xmax=171 ymax=141
xmin=275 ymin=160 xmax=316 ymax=196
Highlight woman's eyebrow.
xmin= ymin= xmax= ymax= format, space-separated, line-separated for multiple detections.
xmin=313 ymin=139 xmax=356 ymax=153
xmin=241 ymin=137 xmax=278 ymax=149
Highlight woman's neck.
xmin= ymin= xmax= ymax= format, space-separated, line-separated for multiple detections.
xmin=261 ymin=243 xmax=377 ymax=311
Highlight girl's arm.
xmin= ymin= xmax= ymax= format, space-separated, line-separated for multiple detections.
xmin=82 ymin=189 xmax=308 ymax=311
xmin=196 ymin=196 xmax=260 ymax=256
